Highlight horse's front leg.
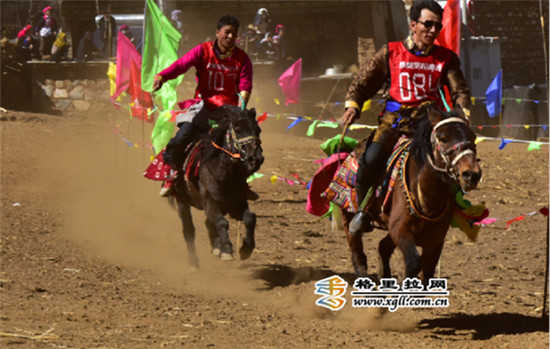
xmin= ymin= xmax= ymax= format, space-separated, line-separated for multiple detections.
xmin=420 ymin=240 xmax=445 ymax=286
xmin=378 ymin=233 xmax=396 ymax=279
xmin=204 ymin=202 xmax=233 ymax=260
xmin=177 ymin=201 xmax=198 ymax=270
xmin=239 ymin=208 xmax=256 ymax=260
xmin=205 ymin=218 xmax=220 ymax=256
xmin=392 ymin=226 xmax=421 ymax=279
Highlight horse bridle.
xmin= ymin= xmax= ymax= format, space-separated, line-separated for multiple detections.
xmin=403 ymin=117 xmax=475 ymax=222
xmin=211 ymin=124 xmax=260 ymax=162
xmin=428 ymin=117 xmax=477 ymax=182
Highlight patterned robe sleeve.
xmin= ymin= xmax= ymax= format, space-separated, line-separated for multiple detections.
xmin=345 ymin=44 xmax=389 ymax=111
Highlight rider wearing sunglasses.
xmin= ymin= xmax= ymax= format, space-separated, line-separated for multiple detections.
xmin=341 ymin=0 xmax=472 ymax=234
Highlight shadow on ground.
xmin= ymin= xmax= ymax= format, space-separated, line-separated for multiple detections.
xmin=420 ymin=312 xmax=549 ymax=340
xmin=248 ymin=263 xmax=358 ymax=290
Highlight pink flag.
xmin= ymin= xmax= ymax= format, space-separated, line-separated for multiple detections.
xmin=278 ymin=58 xmax=302 ymax=105
xmin=112 ymin=31 xmax=143 ymax=100
xmin=435 ymin=0 xmax=461 ymax=55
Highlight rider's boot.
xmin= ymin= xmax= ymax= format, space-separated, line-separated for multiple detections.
xmin=349 ymin=142 xmax=388 ymax=234
xmin=159 ymin=169 xmax=179 ymax=197
xmin=349 ymin=182 xmax=374 ymax=234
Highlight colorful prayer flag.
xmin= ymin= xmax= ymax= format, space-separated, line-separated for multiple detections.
xmin=278 ymin=58 xmax=302 ymax=105
xmin=113 ymin=31 xmax=143 ymax=100
xmin=128 ymin=59 xmax=154 ymax=122
xmin=434 ymin=0 xmax=461 ymax=55
xmin=142 ymin=0 xmax=183 ymax=153
xmin=485 ymin=70 xmax=503 ymax=118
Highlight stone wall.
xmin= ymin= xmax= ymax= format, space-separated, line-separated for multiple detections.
xmin=37 ymin=78 xmax=112 ymax=115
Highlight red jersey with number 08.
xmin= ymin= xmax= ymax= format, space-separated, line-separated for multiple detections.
xmin=196 ymin=41 xmax=247 ymax=109
xmin=388 ymin=41 xmax=453 ymax=108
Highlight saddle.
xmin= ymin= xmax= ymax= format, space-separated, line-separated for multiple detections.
xmin=181 ymin=141 xmax=202 ymax=183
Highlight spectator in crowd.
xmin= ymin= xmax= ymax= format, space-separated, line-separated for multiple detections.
xmin=259 ymin=32 xmax=274 ymax=59
xmin=16 ymin=24 xmax=34 ymax=62
xmin=272 ymin=24 xmax=286 ymax=60
xmin=51 ymin=31 xmax=69 ymax=63
xmin=94 ymin=9 xmax=117 ymax=58
xmin=76 ymin=31 xmax=99 ymax=63
xmin=119 ymin=24 xmax=135 ymax=46
xmin=241 ymin=24 xmax=261 ymax=58
xmin=254 ymin=8 xmax=271 ymax=35
xmin=35 ymin=6 xmax=58 ymax=60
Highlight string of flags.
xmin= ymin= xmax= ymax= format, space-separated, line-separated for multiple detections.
xmin=109 ymin=106 xmax=549 ymax=151
xmin=476 ymin=207 xmax=549 ymax=230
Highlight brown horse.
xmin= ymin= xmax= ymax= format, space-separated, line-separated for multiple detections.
xmin=341 ymin=104 xmax=481 ymax=285
xmin=169 ymin=105 xmax=264 ymax=268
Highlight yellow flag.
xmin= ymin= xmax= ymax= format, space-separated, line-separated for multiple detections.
xmin=361 ymin=99 xmax=371 ymax=112
xmin=107 ymin=62 xmax=117 ymax=97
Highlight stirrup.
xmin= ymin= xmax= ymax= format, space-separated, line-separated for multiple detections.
xmin=159 ymin=170 xmax=179 ymax=197
xmin=349 ymin=211 xmax=374 ymax=235
xmin=159 ymin=180 xmax=174 ymax=197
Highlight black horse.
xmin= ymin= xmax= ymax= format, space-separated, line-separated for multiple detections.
xmin=169 ymin=105 xmax=264 ymax=269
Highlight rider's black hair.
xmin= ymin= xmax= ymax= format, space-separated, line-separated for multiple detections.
xmin=409 ymin=0 xmax=444 ymax=21
xmin=217 ymin=15 xmax=240 ymax=30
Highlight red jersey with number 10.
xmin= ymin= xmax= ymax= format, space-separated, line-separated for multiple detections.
xmin=196 ymin=41 xmax=247 ymax=109
xmin=388 ymin=41 xmax=453 ymax=108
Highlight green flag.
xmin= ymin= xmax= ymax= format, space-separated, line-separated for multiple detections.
xmin=151 ymin=110 xmax=175 ymax=154
xmin=142 ymin=0 xmax=183 ymax=153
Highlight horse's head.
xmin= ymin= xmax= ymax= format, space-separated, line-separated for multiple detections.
xmin=223 ymin=105 xmax=264 ymax=174
xmin=426 ymin=105 xmax=482 ymax=192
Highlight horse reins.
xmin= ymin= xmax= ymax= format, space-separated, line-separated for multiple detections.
xmin=402 ymin=151 xmax=450 ymax=222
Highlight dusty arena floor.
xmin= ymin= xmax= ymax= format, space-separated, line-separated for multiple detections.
xmin=1 ymin=108 xmax=549 ymax=348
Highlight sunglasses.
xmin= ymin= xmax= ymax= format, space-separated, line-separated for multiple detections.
xmin=417 ymin=20 xmax=443 ymax=31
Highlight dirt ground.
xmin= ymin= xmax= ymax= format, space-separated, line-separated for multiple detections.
xmin=1 ymin=106 xmax=549 ymax=348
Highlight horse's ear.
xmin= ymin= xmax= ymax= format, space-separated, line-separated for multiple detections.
xmin=248 ymin=108 xmax=257 ymax=119
xmin=427 ymin=104 xmax=444 ymax=125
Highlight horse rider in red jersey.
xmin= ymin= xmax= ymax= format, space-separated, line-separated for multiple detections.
xmin=153 ymin=15 xmax=254 ymax=198
xmin=340 ymin=0 xmax=472 ymax=234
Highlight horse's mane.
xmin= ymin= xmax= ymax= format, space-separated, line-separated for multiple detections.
xmin=410 ymin=106 xmax=462 ymax=169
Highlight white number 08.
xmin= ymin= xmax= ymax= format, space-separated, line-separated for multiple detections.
xmin=398 ymin=72 xmax=433 ymax=101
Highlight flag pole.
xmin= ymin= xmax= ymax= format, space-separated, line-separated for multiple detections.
xmin=543 ymin=213 xmax=549 ymax=319
xmin=539 ymin=0 xmax=549 ymax=93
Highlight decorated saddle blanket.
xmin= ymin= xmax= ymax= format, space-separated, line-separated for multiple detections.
xmin=322 ymin=137 xmax=412 ymax=214
xmin=142 ymin=142 xmax=202 ymax=183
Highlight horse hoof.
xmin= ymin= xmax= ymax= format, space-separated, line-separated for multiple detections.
xmin=212 ymin=248 xmax=221 ymax=256
xmin=219 ymin=252 xmax=234 ymax=261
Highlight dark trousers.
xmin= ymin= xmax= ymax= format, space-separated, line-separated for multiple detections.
xmin=163 ymin=122 xmax=199 ymax=170
xmin=39 ymin=35 xmax=55 ymax=57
